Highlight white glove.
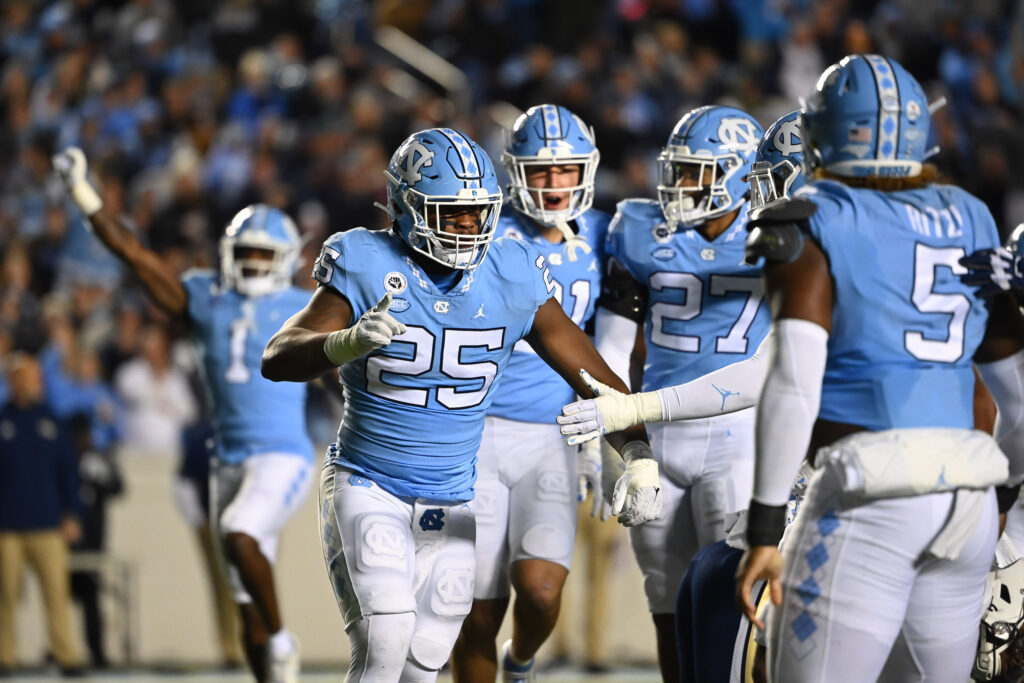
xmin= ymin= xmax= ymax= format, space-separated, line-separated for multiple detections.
xmin=577 ymin=440 xmax=607 ymax=518
xmin=611 ymin=441 xmax=663 ymax=527
xmin=52 ymin=147 xmax=103 ymax=216
xmin=323 ymin=294 xmax=406 ymax=366
xmin=557 ymin=369 xmax=662 ymax=445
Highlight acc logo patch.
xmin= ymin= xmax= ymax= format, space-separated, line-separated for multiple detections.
xmin=718 ymin=117 xmax=760 ymax=152
xmin=389 ymin=298 xmax=410 ymax=313
xmin=652 ymin=224 xmax=674 ymax=244
xmin=384 ymin=271 xmax=407 ymax=295
xmin=652 ymin=247 xmax=675 ymax=261
xmin=434 ymin=300 xmax=450 ymax=314
xmin=396 ymin=140 xmax=434 ymax=185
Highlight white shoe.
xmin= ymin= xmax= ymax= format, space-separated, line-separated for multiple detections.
xmin=500 ymin=639 xmax=536 ymax=682
xmin=267 ymin=629 xmax=300 ymax=683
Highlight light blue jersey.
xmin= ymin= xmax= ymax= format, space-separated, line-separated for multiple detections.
xmin=606 ymin=199 xmax=770 ymax=392
xmin=314 ymin=228 xmax=553 ymax=502
xmin=182 ymin=271 xmax=313 ymax=464
xmin=800 ymin=180 xmax=1000 ymax=431
xmin=488 ymin=209 xmax=609 ymax=423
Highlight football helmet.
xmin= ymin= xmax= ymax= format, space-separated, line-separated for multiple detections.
xmin=383 ymin=128 xmax=502 ymax=270
xmin=502 ymin=104 xmax=599 ymax=225
xmin=749 ymin=110 xmax=806 ymax=209
xmin=801 ymin=54 xmax=930 ymax=178
xmin=974 ymin=558 xmax=1024 ymax=682
xmin=219 ymin=204 xmax=301 ymax=297
xmin=657 ymin=105 xmax=762 ymax=230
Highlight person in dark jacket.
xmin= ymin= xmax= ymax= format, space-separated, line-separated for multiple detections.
xmin=0 ymin=353 xmax=83 ymax=674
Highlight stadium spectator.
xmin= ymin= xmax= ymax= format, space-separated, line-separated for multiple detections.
xmin=0 ymin=353 xmax=83 ymax=675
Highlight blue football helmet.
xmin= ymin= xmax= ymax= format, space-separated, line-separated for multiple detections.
xmin=657 ymin=105 xmax=763 ymax=229
xmin=801 ymin=54 xmax=929 ymax=178
xmin=219 ymin=204 xmax=301 ymax=296
xmin=383 ymin=128 xmax=502 ymax=270
xmin=748 ymin=110 xmax=806 ymax=209
xmin=502 ymin=104 xmax=600 ymax=226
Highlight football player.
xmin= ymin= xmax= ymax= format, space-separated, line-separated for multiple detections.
xmin=53 ymin=150 xmax=312 ymax=683
xmin=734 ymin=54 xmax=1024 ymax=681
xmin=449 ymin=105 xmax=608 ymax=683
xmin=582 ymin=104 xmax=767 ymax=682
xmin=259 ymin=128 xmax=660 ymax=682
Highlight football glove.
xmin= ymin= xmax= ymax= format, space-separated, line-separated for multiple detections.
xmin=960 ymin=247 xmax=1024 ymax=297
xmin=557 ymin=369 xmax=662 ymax=445
xmin=611 ymin=441 xmax=663 ymax=527
xmin=577 ymin=440 xmax=612 ymax=519
xmin=52 ymin=147 xmax=103 ymax=216
xmin=323 ymin=293 xmax=406 ymax=366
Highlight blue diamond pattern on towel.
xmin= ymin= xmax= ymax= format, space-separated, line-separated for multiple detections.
xmin=881 ymin=141 xmax=895 ymax=157
xmin=817 ymin=510 xmax=839 ymax=537
xmin=806 ymin=542 xmax=829 ymax=571
xmin=792 ymin=612 xmax=817 ymax=642
xmin=797 ymin=575 xmax=821 ymax=606
xmin=883 ymin=118 xmax=896 ymax=135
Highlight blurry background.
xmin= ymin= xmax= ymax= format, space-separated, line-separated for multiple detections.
xmin=4 ymin=0 xmax=1024 ymax=675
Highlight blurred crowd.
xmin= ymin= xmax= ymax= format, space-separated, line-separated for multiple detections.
xmin=0 ymin=0 xmax=1023 ymax=669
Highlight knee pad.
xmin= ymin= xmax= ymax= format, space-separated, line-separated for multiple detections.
xmin=519 ymin=522 xmax=574 ymax=565
xmin=407 ymin=630 xmax=452 ymax=672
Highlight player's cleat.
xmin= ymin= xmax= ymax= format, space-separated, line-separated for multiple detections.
xmin=266 ymin=629 xmax=300 ymax=683
xmin=500 ymin=639 xmax=536 ymax=682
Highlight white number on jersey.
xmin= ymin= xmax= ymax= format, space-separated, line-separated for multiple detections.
xmin=905 ymin=244 xmax=969 ymax=363
xmin=225 ymin=318 xmax=251 ymax=383
xmin=648 ymin=272 xmax=764 ymax=353
xmin=366 ymin=326 xmax=506 ymax=408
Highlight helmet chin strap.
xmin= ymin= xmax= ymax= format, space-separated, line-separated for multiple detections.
xmin=553 ymin=217 xmax=591 ymax=262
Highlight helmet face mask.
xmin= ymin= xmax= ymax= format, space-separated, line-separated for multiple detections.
xmin=220 ymin=205 xmax=301 ymax=296
xmin=748 ymin=110 xmax=806 ymax=211
xmin=656 ymin=105 xmax=762 ymax=230
xmin=975 ymin=559 xmax=1024 ymax=682
xmin=502 ymin=105 xmax=599 ymax=226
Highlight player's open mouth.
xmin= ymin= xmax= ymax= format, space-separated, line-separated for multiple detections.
xmin=543 ymin=196 xmax=567 ymax=210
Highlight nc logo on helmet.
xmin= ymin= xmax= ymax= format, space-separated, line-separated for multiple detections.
xmin=718 ymin=118 xmax=760 ymax=152
xmin=397 ymin=141 xmax=435 ymax=185
xmin=773 ymin=120 xmax=801 ymax=157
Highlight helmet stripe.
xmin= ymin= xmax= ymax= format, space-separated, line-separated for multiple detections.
xmin=438 ymin=128 xmax=480 ymax=189
xmin=865 ymin=55 xmax=899 ymax=161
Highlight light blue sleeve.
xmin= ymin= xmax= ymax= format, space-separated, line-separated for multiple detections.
xmin=181 ymin=269 xmax=217 ymax=328
xmin=311 ymin=231 xmax=383 ymax=323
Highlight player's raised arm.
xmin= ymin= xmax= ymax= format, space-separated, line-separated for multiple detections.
xmin=525 ymin=297 xmax=662 ymax=526
xmin=52 ymin=147 xmax=188 ymax=318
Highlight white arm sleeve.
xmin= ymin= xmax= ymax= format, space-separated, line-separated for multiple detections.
xmin=752 ymin=318 xmax=829 ymax=507
xmin=655 ymin=330 xmax=774 ymax=421
xmin=977 ymin=348 xmax=1024 ymax=485
xmin=594 ymin=307 xmax=639 ymax=389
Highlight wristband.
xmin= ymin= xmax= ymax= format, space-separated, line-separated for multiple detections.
xmin=746 ymin=500 xmax=787 ymax=547
xmin=71 ymin=181 xmax=103 ymax=216
xmin=997 ymin=484 xmax=1022 ymax=514
xmin=323 ymin=328 xmax=358 ymax=366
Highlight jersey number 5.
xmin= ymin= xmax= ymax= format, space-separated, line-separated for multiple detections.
xmin=366 ymin=327 xmax=506 ymax=409
xmin=905 ymin=243 xmax=969 ymax=363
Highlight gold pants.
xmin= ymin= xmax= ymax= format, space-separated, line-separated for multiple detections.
xmin=0 ymin=530 xmax=81 ymax=668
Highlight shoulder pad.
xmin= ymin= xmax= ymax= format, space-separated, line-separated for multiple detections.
xmin=614 ymin=198 xmax=662 ymax=225
xmin=747 ymin=197 xmax=817 ymax=229
xmin=743 ymin=199 xmax=817 ymax=266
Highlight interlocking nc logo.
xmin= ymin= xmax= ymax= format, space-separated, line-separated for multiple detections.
xmin=718 ymin=117 xmax=760 ymax=152
xmin=434 ymin=300 xmax=450 ymax=314
xmin=419 ymin=508 xmax=445 ymax=531
xmin=773 ymin=120 xmax=801 ymax=157
xmin=397 ymin=141 xmax=435 ymax=185
xmin=364 ymin=524 xmax=405 ymax=558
